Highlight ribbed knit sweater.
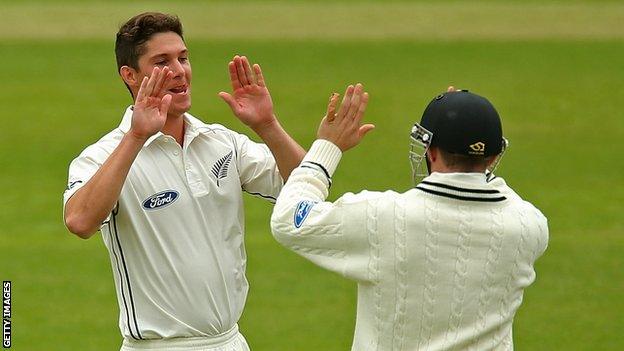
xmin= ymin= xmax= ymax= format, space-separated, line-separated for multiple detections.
xmin=271 ymin=140 xmax=548 ymax=351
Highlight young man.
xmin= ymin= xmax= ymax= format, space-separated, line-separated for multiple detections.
xmin=63 ymin=12 xmax=304 ymax=350
xmin=271 ymin=86 xmax=549 ymax=350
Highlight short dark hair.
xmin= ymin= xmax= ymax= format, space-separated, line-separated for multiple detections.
xmin=437 ymin=148 xmax=493 ymax=172
xmin=115 ymin=12 xmax=184 ymax=71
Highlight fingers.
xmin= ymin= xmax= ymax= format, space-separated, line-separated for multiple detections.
xmin=242 ymin=56 xmax=254 ymax=84
xmin=136 ymin=67 xmax=173 ymax=103
xmin=336 ymin=85 xmax=354 ymax=121
xmin=358 ymin=124 xmax=375 ymax=138
xmin=325 ymin=93 xmax=339 ymax=122
xmin=353 ymin=92 xmax=369 ymax=124
xmin=447 ymin=85 xmax=457 ymax=92
xmin=143 ymin=67 xmax=161 ymax=97
xmin=159 ymin=94 xmax=172 ymax=116
xmin=228 ymin=61 xmax=242 ymax=91
xmin=136 ymin=76 xmax=149 ymax=102
xmin=253 ymin=64 xmax=265 ymax=87
xmin=231 ymin=55 xmax=260 ymax=88
xmin=234 ymin=55 xmax=249 ymax=86
xmin=345 ymin=83 xmax=364 ymax=119
xmin=153 ymin=67 xmax=172 ymax=97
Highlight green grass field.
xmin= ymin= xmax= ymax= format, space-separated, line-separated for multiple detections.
xmin=1 ymin=1 xmax=623 ymax=350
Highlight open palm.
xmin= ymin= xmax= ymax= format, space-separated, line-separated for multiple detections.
xmin=219 ymin=56 xmax=275 ymax=129
xmin=131 ymin=67 xmax=173 ymax=140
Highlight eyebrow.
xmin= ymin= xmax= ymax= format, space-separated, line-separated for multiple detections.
xmin=149 ymin=49 xmax=188 ymax=61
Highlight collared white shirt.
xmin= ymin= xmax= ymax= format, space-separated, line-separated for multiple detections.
xmin=271 ymin=140 xmax=549 ymax=351
xmin=64 ymin=106 xmax=282 ymax=340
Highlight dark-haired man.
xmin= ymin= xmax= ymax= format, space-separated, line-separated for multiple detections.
xmin=63 ymin=12 xmax=304 ymax=350
xmin=271 ymin=87 xmax=548 ymax=350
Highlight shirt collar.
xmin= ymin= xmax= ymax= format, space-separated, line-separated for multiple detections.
xmin=423 ymin=172 xmax=490 ymax=188
xmin=418 ymin=172 xmax=506 ymax=202
xmin=118 ymin=106 xmax=212 ymax=147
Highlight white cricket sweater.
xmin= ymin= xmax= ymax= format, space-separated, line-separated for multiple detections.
xmin=271 ymin=140 xmax=548 ymax=351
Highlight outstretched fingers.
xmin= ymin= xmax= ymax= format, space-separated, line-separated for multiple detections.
xmin=253 ymin=64 xmax=265 ymax=87
xmin=228 ymin=61 xmax=242 ymax=91
xmin=326 ymin=93 xmax=339 ymax=122
xmin=356 ymin=92 xmax=374 ymax=137
xmin=159 ymin=94 xmax=172 ymax=117
xmin=241 ymin=56 xmax=255 ymax=85
xmin=336 ymin=85 xmax=355 ymax=121
xmin=153 ymin=67 xmax=172 ymax=97
xmin=345 ymin=83 xmax=364 ymax=119
xmin=136 ymin=76 xmax=149 ymax=102
xmin=234 ymin=56 xmax=249 ymax=86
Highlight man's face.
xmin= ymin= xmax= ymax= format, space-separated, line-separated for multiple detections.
xmin=134 ymin=31 xmax=191 ymax=117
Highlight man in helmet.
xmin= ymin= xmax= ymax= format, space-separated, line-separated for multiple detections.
xmin=270 ymin=85 xmax=548 ymax=350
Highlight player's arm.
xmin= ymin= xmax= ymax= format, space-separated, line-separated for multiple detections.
xmin=270 ymin=84 xmax=375 ymax=280
xmin=64 ymin=67 xmax=173 ymax=238
xmin=219 ymin=55 xmax=305 ymax=181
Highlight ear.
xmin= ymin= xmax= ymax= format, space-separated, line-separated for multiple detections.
xmin=427 ymin=147 xmax=438 ymax=163
xmin=120 ymin=65 xmax=140 ymax=89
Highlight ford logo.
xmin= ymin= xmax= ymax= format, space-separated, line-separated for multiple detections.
xmin=142 ymin=190 xmax=179 ymax=210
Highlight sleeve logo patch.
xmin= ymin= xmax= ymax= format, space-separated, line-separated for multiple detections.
xmin=294 ymin=200 xmax=316 ymax=228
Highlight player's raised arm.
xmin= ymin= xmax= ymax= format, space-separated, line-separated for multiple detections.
xmin=270 ymin=83 xmax=375 ymax=281
xmin=64 ymin=67 xmax=173 ymax=238
xmin=317 ymin=83 xmax=374 ymax=152
xmin=218 ymin=55 xmax=305 ymax=181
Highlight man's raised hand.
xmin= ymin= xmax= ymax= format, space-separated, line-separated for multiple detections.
xmin=130 ymin=66 xmax=173 ymax=141
xmin=317 ymin=83 xmax=374 ymax=152
xmin=218 ymin=55 xmax=275 ymax=131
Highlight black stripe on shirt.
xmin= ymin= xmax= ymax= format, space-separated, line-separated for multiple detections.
xmin=111 ymin=211 xmax=143 ymax=340
xmin=416 ymin=186 xmax=507 ymax=202
xmin=244 ymin=190 xmax=276 ymax=201
xmin=300 ymin=164 xmax=332 ymax=188
xmin=302 ymin=161 xmax=331 ymax=180
xmin=107 ymin=221 xmax=139 ymax=340
xmin=420 ymin=180 xmax=501 ymax=194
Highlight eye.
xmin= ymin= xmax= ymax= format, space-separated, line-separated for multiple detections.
xmin=155 ymin=60 xmax=167 ymax=66
xmin=179 ymin=57 xmax=189 ymax=63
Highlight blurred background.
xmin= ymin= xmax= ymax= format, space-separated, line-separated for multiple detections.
xmin=1 ymin=0 xmax=622 ymax=350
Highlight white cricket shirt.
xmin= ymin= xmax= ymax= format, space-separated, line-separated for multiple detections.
xmin=64 ymin=107 xmax=282 ymax=340
xmin=271 ymin=140 xmax=549 ymax=351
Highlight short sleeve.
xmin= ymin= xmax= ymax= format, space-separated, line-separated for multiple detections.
xmin=63 ymin=134 xmax=119 ymax=224
xmin=233 ymin=132 xmax=283 ymax=202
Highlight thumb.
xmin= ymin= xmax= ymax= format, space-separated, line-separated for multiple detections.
xmin=358 ymin=124 xmax=375 ymax=138
xmin=218 ymin=92 xmax=239 ymax=113
xmin=159 ymin=94 xmax=172 ymax=117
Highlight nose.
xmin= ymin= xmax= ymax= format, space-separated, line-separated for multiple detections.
xmin=168 ymin=60 xmax=184 ymax=79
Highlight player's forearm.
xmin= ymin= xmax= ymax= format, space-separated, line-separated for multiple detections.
xmin=64 ymin=133 xmax=146 ymax=238
xmin=251 ymin=117 xmax=305 ymax=181
xmin=271 ymin=140 xmax=341 ymax=235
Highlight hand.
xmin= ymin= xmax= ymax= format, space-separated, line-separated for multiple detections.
xmin=130 ymin=66 xmax=173 ymax=141
xmin=317 ymin=83 xmax=374 ymax=152
xmin=447 ymin=85 xmax=458 ymax=92
xmin=219 ymin=55 xmax=275 ymax=131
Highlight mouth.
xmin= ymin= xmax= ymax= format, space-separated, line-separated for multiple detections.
xmin=167 ymin=84 xmax=189 ymax=95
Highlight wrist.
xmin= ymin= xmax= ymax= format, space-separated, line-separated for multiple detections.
xmin=250 ymin=115 xmax=280 ymax=137
xmin=303 ymin=139 xmax=342 ymax=177
xmin=126 ymin=129 xmax=149 ymax=145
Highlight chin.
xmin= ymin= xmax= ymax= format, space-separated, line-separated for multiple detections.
xmin=170 ymin=97 xmax=192 ymax=116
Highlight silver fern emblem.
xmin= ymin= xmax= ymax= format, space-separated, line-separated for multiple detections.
xmin=211 ymin=151 xmax=233 ymax=186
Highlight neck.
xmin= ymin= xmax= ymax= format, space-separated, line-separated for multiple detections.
xmin=162 ymin=112 xmax=185 ymax=146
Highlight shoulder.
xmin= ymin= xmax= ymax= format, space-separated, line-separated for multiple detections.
xmin=72 ymin=129 xmax=124 ymax=163
xmin=192 ymin=119 xmax=255 ymax=148
xmin=336 ymin=189 xmax=401 ymax=206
